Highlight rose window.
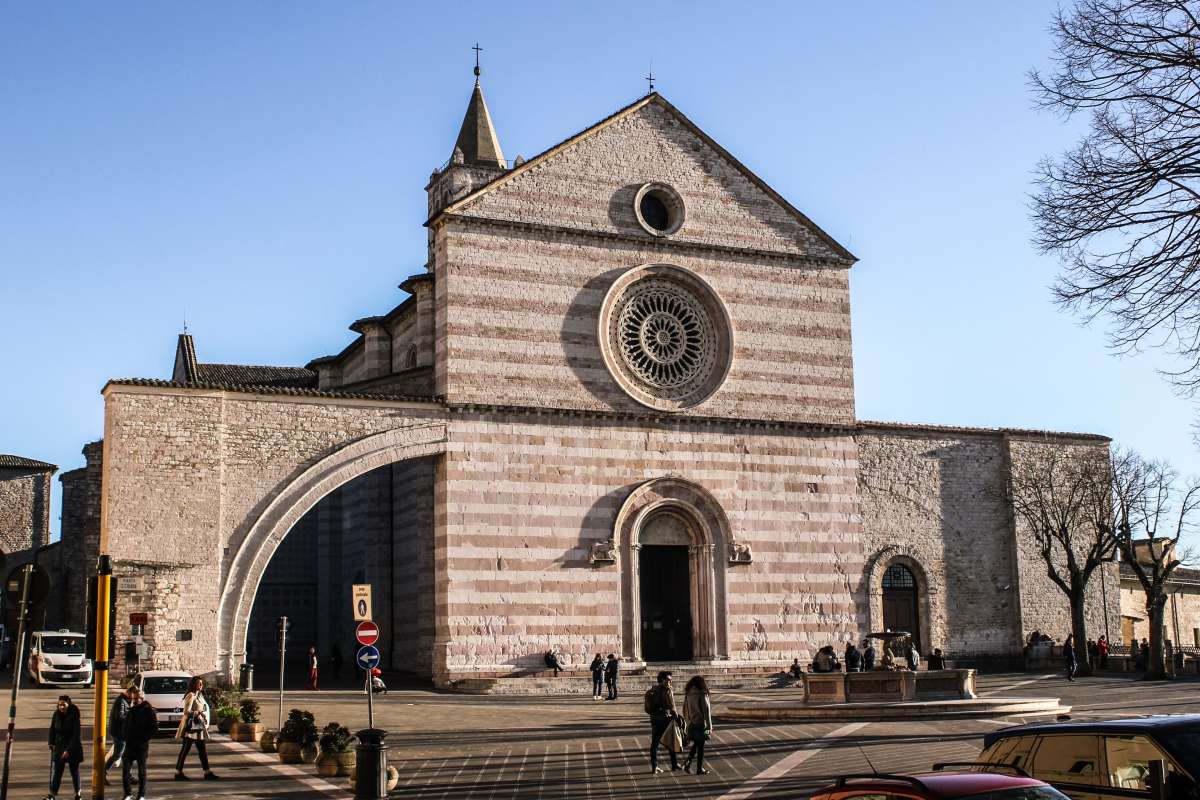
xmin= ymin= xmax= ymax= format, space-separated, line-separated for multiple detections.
xmin=599 ymin=266 xmax=732 ymax=411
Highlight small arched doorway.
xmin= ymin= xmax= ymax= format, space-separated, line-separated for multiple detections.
xmin=882 ymin=563 xmax=921 ymax=642
xmin=638 ymin=511 xmax=695 ymax=661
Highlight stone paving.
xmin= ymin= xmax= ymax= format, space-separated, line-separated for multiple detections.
xmin=3 ymin=672 xmax=1197 ymax=799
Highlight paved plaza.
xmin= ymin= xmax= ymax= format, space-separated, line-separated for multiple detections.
xmin=4 ymin=672 xmax=1198 ymax=799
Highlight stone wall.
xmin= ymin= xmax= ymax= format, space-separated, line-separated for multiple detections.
xmin=392 ymin=456 xmax=436 ymax=675
xmin=53 ymin=441 xmax=103 ymax=631
xmin=0 ymin=463 xmax=54 ymax=565
xmin=1120 ymin=578 xmax=1200 ymax=649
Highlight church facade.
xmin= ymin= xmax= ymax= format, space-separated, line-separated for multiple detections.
xmin=85 ymin=79 xmax=1119 ymax=685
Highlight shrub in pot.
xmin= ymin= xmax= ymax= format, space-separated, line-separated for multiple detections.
xmin=259 ymin=729 xmax=278 ymax=754
xmin=275 ymin=708 xmax=317 ymax=764
xmin=215 ymin=704 xmax=240 ymax=734
xmin=315 ymin=723 xmax=356 ymax=777
xmin=233 ymin=698 xmax=263 ymax=742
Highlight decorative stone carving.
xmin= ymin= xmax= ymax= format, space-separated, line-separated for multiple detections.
xmin=728 ymin=539 xmax=752 ymax=564
xmin=589 ymin=539 xmax=617 ymax=565
xmin=598 ymin=265 xmax=734 ymax=412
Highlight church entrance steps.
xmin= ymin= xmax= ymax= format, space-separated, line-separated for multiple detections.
xmin=446 ymin=662 xmax=795 ymax=695
xmin=720 ymin=696 xmax=1070 ymax=722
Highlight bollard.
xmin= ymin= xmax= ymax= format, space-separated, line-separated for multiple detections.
xmin=240 ymin=663 xmax=254 ymax=692
xmin=354 ymin=728 xmax=390 ymax=799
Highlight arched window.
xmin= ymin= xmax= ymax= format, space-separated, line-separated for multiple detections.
xmin=405 ymin=346 xmax=418 ymax=369
xmin=882 ymin=562 xmax=921 ymax=642
xmin=882 ymin=563 xmax=916 ymax=589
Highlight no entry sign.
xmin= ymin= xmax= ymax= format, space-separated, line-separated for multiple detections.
xmin=356 ymin=620 xmax=380 ymax=646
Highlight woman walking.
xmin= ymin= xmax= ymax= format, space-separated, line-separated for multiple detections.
xmin=45 ymin=695 xmax=82 ymax=800
xmin=174 ymin=676 xmax=219 ymax=781
xmin=682 ymin=676 xmax=713 ymax=775
xmin=307 ymin=646 xmax=319 ymax=690
xmin=589 ymin=654 xmax=604 ymax=700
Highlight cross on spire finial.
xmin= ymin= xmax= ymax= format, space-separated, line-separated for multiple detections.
xmin=645 ymin=61 xmax=655 ymax=95
xmin=473 ymin=43 xmax=482 ymax=79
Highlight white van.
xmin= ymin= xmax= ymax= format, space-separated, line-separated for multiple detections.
xmin=27 ymin=630 xmax=92 ymax=687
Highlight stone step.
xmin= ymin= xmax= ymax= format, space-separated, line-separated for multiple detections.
xmin=720 ymin=697 xmax=1070 ymax=722
xmin=449 ymin=670 xmax=798 ymax=695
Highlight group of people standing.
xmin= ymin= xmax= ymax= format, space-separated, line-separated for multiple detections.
xmin=790 ymin=639 xmax=944 ymax=676
xmin=588 ymin=653 xmax=620 ymax=700
xmin=43 ymin=676 xmax=218 ymax=800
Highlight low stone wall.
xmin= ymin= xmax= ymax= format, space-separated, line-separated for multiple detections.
xmin=802 ymin=669 xmax=976 ymax=705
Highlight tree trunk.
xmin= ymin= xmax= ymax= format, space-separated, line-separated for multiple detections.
xmin=1070 ymin=587 xmax=1092 ymax=676
xmin=1145 ymin=593 xmax=1169 ymax=680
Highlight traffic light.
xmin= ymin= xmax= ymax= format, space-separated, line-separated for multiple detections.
xmin=85 ymin=576 xmax=118 ymax=659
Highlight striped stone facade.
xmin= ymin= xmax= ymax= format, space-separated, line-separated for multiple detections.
xmin=86 ymin=89 xmax=1118 ymax=684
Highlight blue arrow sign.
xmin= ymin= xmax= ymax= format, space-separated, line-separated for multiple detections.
xmin=356 ymin=645 xmax=381 ymax=671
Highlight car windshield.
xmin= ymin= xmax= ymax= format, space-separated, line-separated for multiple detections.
xmin=39 ymin=636 xmax=84 ymax=654
xmin=1156 ymin=728 xmax=1200 ymax=780
xmin=142 ymin=677 xmax=189 ymax=695
xmin=956 ymin=787 xmax=1071 ymax=800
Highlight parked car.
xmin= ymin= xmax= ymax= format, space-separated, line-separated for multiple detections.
xmin=26 ymin=630 xmax=92 ymax=687
xmin=123 ymin=670 xmax=192 ymax=730
xmin=811 ymin=767 xmax=1069 ymax=800
xmin=979 ymin=716 xmax=1200 ymax=800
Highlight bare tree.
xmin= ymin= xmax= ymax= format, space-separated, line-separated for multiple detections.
xmin=1031 ymin=1 xmax=1200 ymax=391
xmin=1007 ymin=447 xmax=1117 ymax=676
xmin=1101 ymin=449 xmax=1200 ymax=678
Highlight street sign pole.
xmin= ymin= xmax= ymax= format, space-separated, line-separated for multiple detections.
xmin=367 ymin=661 xmax=374 ymax=730
xmin=277 ymin=616 xmax=287 ymax=732
xmin=0 ymin=564 xmax=33 ymax=800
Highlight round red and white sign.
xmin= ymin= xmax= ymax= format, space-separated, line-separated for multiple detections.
xmin=355 ymin=620 xmax=380 ymax=646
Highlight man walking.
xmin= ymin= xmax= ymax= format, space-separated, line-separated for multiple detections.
xmin=122 ymin=687 xmax=158 ymax=800
xmin=645 ymin=670 xmax=680 ymax=774
xmin=1064 ymin=633 xmax=1077 ymax=682
xmin=307 ymin=646 xmax=319 ymax=690
xmin=103 ymin=685 xmax=133 ymax=784
xmin=604 ymin=653 xmax=619 ymax=700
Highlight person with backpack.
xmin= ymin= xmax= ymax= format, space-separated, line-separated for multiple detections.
xmin=589 ymin=653 xmax=604 ymax=700
xmin=645 ymin=670 xmax=680 ymax=774
xmin=121 ymin=686 xmax=158 ymax=800
xmin=604 ymin=653 xmax=619 ymax=700
xmin=103 ymin=685 xmax=133 ymax=784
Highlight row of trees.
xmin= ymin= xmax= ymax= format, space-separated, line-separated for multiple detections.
xmin=1010 ymin=446 xmax=1199 ymax=679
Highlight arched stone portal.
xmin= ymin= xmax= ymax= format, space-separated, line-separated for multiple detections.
xmin=218 ymin=423 xmax=448 ymax=679
xmin=614 ymin=477 xmax=731 ymax=661
xmin=865 ymin=546 xmax=937 ymax=655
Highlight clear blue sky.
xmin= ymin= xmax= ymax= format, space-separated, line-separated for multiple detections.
xmin=2 ymin=1 xmax=1194 ymax=541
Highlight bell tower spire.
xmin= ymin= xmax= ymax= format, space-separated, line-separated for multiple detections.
xmin=451 ymin=44 xmax=505 ymax=169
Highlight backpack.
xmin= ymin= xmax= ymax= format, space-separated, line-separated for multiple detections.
xmin=643 ymin=687 xmax=661 ymax=716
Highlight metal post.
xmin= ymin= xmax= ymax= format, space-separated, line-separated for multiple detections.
xmin=90 ymin=556 xmax=112 ymax=799
xmin=277 ymin=616 xmax=287 ymax=731
xmin=0 ymin=564 xmax=34 ymax=800
xmin=367 ymin=666 xmax=374 ymax=730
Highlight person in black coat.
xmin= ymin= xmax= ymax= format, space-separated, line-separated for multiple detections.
xmin=589 ymin=654 xmax=605 ymax=700
xmin=845 ymin=642 xmax=863 ymax=672
xmin=604 ymin=653 xmax=619 ymax=700
xmin=122 ymin=687 xmax=158 ymax=800
xmin=46 ymin=695 xmax=83 ymax=800
xmin=104 ymin=687 xmax=133 ymax=782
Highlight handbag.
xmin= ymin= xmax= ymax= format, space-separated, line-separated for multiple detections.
xmin=659 ymin=718 xmax=683 ymax=753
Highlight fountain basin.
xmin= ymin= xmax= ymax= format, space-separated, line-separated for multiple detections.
xmin=802 ymin=668 xmax=977 ymax=705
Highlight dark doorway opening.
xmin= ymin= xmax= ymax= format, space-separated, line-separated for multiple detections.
xmin=640 ymin=545 xmax=693 ymax=661
xmin=882 ymin=563 xmax=920 ymax=644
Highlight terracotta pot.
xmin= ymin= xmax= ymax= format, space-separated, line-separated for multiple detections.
xmin=338 ymin=751 xmax=356 ymax=774
xmin=233 ymin=722 xmax=264 ymax=742
xmin=301 ymin=741 xmax=319 ymax=764
xmin=276 ymin=740 xmax=303 ymax=763
xmin=259 ymin=729 xmax=277 ymax=753
xmin=217 ymin=716 xmax=236 ymax=734
xmin=387 ymin=765 xmax=400 ymax=791
xmin=315 ymin=752 xmax=340 ymax=777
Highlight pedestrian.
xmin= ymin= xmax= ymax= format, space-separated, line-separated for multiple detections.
xmin=544 ymin=648 xmax=563 ymax=677
xmin=45 ymin=695 xmax=82 ymax=800
xmin=121 ymin=687 xmax=158 ymax=800
xmin=928 ymin=648 xmax=946 ymax=670
xmin=1137 ymin=638 xmax=1150 ymax=671
xmin=645 ymin=670 xmax=680 ymax=774
xmin=789 ymin=658 xmax=803 ymax=679
xmin=682 ymin=675 xmax=713 ymax=775
xmin=590 ymin=653 xmax=604 ymax=700
xmin=604 ymin=653 xmax=619 ymax=700
xmin=845 ymin=641 xmax=862 ymax=672
xmin=862 ymin=639 xmax=877 ymax=671
xmin=103 ymin=685 xmax=133 ymax=784
xmin=1097 ymin=635 xmax=1109 ymax=670
xmin=905 ymin=642 xmax=920 ymax=671
xmin=331 ymin=643 xmax=343 ymax=680
xmin=1064 ymin=633 xmax=1077 ymax=682
xmin=371 ymin=666 xmax=388 ymax=693
xmin=174 ymin=676 xmax=219 ymax=781
xmin=307 ymin=646 xmax=319 ymax=690
xmin=1087 ymin=638 xmax=1098 ymax=666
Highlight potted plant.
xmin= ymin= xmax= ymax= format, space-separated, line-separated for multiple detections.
xmin=233 ymin=698 xmax=263 ymax=743
xmin=275 ymin=709 xmax=317 ymax=764
xmin=314 ymin=722 xmax=356 ymax=777
xmin=215 ymin=703 xmax=240 ymax=734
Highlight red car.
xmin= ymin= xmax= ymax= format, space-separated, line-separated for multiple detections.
xmin=811 ymin=766 xmax=1071 ymax=800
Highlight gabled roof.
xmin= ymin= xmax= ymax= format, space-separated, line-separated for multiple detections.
xmin=171 ymin=332 xmax=316 ymax=388
xmin=0 ymin=455 xmax=57 ymax=471
xmin=429 ymin=92 xmax=855 ymax=263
